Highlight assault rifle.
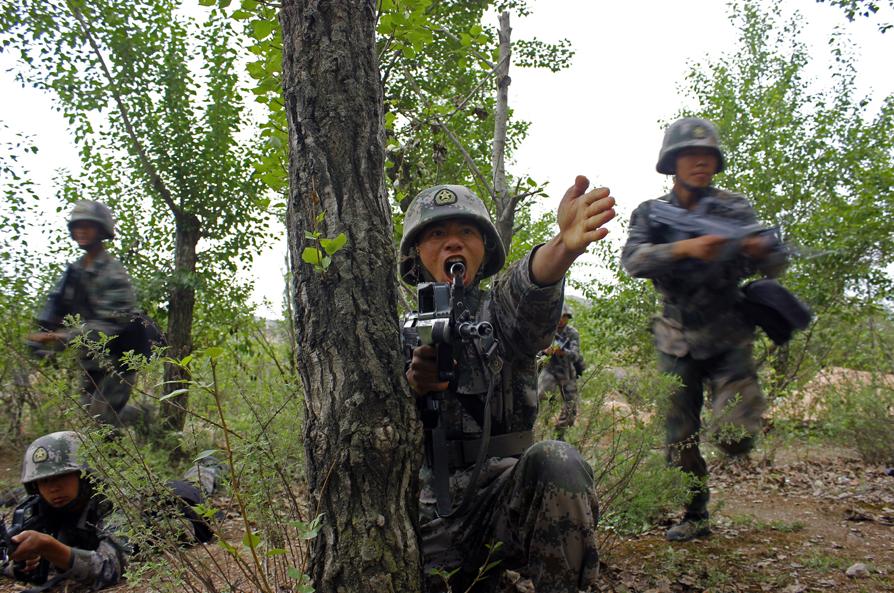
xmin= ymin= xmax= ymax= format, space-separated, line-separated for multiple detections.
xmin=402 ymin=262 xmax=498 ymax=517
xmin=648 ymin=198 xmax=780 ymax=261
xmin=1 ymin=495 xmax=49 ymax=585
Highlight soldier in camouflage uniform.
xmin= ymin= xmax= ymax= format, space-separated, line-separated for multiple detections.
xmin=621 ymin=118 xmax=788 ymax=541
xmin=537 ymin=303 xmax=585 ymax=435
xmin=401 ymin=177 xmax=615 ymax=592
xmin=28 ymin=201 xmax=138 ymax=427
xmin=3 ymin=431 xmax=129 ymax=590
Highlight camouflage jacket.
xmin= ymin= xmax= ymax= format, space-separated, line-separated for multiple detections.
xmin=621 ymin=188 xmax=788 ymax=359
xmin=41 ymin=250 xmax=136 ymax=342
xmin=541 ymin=324 xmax=583 ymax=381
xmin=3 ymin=488 xmax=128 ymax=590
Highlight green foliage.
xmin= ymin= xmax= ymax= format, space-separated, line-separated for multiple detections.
xmin=816 ymin=0 xmax=894 ymax=32
xmin=818 ymin=377 xmax=894 ymax=464
xmin=0 ymin=0 xmax=274 ymax=347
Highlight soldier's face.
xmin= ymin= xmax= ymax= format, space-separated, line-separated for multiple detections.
xmin=70 ymin=221 xmax=101 ymax=249
xmin=675 ymin=147 xmax=718 ymax=188
xmin=416 ymin=220 xmax=485 ymax=286
xmin=558 ymin=314 xmax=570 ymax=328
xmin=36 ymin=472 xmax=81 ymax=508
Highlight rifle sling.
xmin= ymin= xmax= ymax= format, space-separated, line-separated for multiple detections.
xmin=442 ymin=430 xmax=534 ymax=470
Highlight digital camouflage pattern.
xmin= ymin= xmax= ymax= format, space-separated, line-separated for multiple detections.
xmin=21 ymin=431 xmax=86 ymax=491
xmin=410 ymin=251 xmax=599 ymax=592
xmin=622 ymin=183 xmax=788 ymax=520
xmin=68 ymin=199 xmax=116 ymax=239
xmin=655 ymin=117 xmax=725 ymax=175
xmin=42 ymin=249 xmax=137 ymax=426
xmin=660 ymin=347 xmax=766 ymax=516
xmin=537 ymin=324 xmax=584 ymax=429
xmin=399 ymin=185 xmax=506 ymax=284
xmin=421 ymin=441 xmax=599 ymax=593
xmin=621 ymin=188 xmax=788 ymax=360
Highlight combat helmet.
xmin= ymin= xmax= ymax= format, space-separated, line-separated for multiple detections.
xmin=399 ymin=185 xmax=506 ymax=284
xmin=21 ymin=431 xmax=88 ymax=494
xmin=68 ymin=200 xmax=116 ymax=240
xmin=561 ymin=302 xmax=573 ymax=318
xmin=656 ymin=118 xmax=726 ymax=175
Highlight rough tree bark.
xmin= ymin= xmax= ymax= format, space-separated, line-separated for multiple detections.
xmin=280 ymin=1 xmax=423 ymax=591
xmin=161 ymin=213 xmax=200 ymax=431
xmin=492 ymin=12 xmax=515 ymax=251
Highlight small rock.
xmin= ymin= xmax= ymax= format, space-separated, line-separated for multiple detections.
xmin=846 ymin=562 xmax=869 ymax=578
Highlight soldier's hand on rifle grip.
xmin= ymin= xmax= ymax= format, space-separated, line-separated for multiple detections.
xmin=741 ymin=235 xmax=772 ymax=260
xmin=12 ymin=530 xmax=71 ymax=571
xmin=672 ymin=234 xmax=728 ymax=261
xmin=406 ymin=345 xmax=450 ymax=396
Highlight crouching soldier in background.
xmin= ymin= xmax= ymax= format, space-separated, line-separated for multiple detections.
xmin=2 ymin=431 xmax=128 ymax=591
xmin=28 ymin=201 xmax=138 ymax=428
xmin=401 ymin=177 xmax=614 ymax=592
xmin=621 ymin=118 xmax=789 ymax=541
xmin=537 ymin=302 xmax=585 ymax=438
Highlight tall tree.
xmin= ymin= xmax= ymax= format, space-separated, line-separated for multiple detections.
xmin=678 ymin=0 xmax=894 ymax=384
xmin=279 ymin=1 xmax=422 ymax=591
xmin=1 ymin=1 xmax=272 ymax=429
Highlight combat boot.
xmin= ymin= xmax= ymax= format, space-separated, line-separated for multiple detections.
xmin=666 ymin=515 xmax=711 ymax=541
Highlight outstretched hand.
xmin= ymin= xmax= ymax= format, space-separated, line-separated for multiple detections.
xmin=530 ymin=176 xmax=616 ymax=286
xmin=556 ymin=175 xmax=616 ymax=255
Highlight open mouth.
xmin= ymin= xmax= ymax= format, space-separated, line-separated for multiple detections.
xmin=444 ymin=256 xmax=466 ymax=278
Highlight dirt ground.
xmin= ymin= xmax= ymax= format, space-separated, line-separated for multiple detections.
xmin=1 ymin=444 xmax=891 ymax=593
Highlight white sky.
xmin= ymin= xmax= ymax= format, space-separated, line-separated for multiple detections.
xmin=2 ymin=0 xmax=893 ymax=318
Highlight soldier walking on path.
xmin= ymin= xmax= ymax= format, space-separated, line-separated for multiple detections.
xmin=28 ymin=201 xmax=138 ymax=427
xmin=401 ymin=177 xmax=614 ymax=592
xmin=621 ymin=118 xmax=789 ymax=542
xmin=537 ymin=303 xmax=585 ymax=437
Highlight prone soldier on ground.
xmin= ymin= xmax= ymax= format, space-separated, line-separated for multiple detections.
xmin=537 ymin=302 xmax=586 ymax=438
xmin=621 ymin=118 xmax=794 ymax=542
xmin=400 ymin=177 xmax=614 ymax=592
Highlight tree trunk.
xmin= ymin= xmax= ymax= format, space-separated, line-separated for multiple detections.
xmin=492 ymin=12 xmax=514 ymax=251
xmin=280 ymin=2 xmax=423 ymax=592
xmin=161 ymin=213 xmax=200 ymax=431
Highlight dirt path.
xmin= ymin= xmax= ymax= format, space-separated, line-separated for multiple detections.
xmin=2 ymin=444 xmax=891 ymax=593
xmin=601 ymin=448 xmax=894 ymax=592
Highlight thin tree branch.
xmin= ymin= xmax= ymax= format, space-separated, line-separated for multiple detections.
xmin=66 ymin=1 xmax=181 ymax=217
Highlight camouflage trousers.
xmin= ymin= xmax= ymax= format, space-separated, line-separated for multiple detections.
xmin=80 ymin=365 xmax=135 ymax=428
xmin=420 ymin=440 xmax=599 ymax=593
xmin=659 ymin=346 xmax=766 ymax=517
xmin=537 ymin=370 xmax=579 ymax=429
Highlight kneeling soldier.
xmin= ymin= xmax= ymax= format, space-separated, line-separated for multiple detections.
xmin=401 ymin=178 xmax=614 ymax=592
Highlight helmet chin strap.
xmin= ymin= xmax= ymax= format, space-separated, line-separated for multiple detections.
xmin=673 ymin=175 xmax=710 ymax=201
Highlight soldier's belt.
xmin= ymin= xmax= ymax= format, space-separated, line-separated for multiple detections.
xmin=445 ymin=430 xmax=533 ymax=470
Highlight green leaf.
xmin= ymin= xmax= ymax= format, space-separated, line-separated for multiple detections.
xmin=251 ymin=20 xmax=276 ymax=39
xmin=265 ymin=548 xmax=287 ymax=557
xmin=301 ymin=247 xmax=322 ymax=266
xmin=194 ymin=449 xmax=221 ymax=463
xmin=159 ymin=388 xmax=190 ymax=401
xmin=319 ymin=232 xmax=347 ymax=256
xmin=204 ymin=346 xmax=225 ymax=359
xmin=304 ymin=230 xmax=319 ymax=240
xmin=219 ymin=540 xmax=237 ymax=555
xmin=242 ymin=531 xmax=261 ymax=549
xmin=180 ymin=354 xmax=194 ymax=367
xmin=198 ymin=0 xmax=215 ymax=5
xmin=287 ymin=567 xmax=303 ymax=580
xmin=315 ymin=211 xmax=325 ymax=224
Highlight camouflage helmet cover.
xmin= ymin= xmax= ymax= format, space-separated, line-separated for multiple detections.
xmin=561 ymin=302 xmax=573 ymax=318
xmin=21 ymin=431 xmax=88 ymax=492
xmin=656 ymin=117 xmax=726 ymax=175
xmin=399 ymin=185 xmax=506 ymax=284
xmin=68 ymin=200 xmax=116 ymax=240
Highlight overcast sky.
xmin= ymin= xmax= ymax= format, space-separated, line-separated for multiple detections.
xmin=2 ymin=0 xmax=893 ymax=318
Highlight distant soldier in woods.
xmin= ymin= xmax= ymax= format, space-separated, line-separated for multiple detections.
xmin=401 ymin=177 xmax=614 ymax=592
xmin=537 ymin=302 xmax=585 ymax=437
xmin=621 ymin=118 xmax=789 ymax=541
xmin=28 ymin=201 xmax=138 ymax=427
